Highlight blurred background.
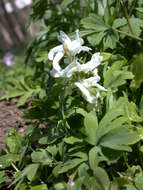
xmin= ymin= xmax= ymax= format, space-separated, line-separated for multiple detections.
xmin=0 ymin=0 xmax=37 ymax=51
xmin=0 ymin=0 xmax=40 ymax=93
xmin=0 ymin=0 xmax=40 ymax=149
xmin=0 ymin=0 xmax=39 ymax=65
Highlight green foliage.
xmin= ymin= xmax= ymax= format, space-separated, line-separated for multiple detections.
xmin=130 ymin=54 xmax=143 ymax=89
xmin=104 ymin=61 xmax=134 ymax=89
xmin=1 ymin=0 xmax=143 ymax=189
xmin=80 ymin=1 xmax=143 ymax=53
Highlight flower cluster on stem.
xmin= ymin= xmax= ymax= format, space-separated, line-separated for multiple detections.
xmin=48 ymin=30 xmax=106 ymax=104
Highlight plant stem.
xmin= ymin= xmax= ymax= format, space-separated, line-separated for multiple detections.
xmin=129 ymin=0 xmax=137 ymax=16
xmin=138 ymin=142 xmax=143 ymax=169
xmin=120 ymin=0 xmax=141 ymax=45
xmin=114 ymin=28 xmax=143 ymax=41
xmin=5 ymin=149 xmax=20 ymax=173
xmin=11 ymin=163 xmax=20 ymax=173
xmin=123 ymin=153 xmax=130 ymax=169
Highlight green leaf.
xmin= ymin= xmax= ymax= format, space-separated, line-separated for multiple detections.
xmin=25 ymin=164 xmax=39 ymax=181
xmin=0 ymin=91 xmax=24 ymax=101
xmin=54 ymin=183 xmax=65 ymax=190
xmin=78 ymin=163 xmax=89 ymax=177
xmin=96 ymin=98 xmax=140 ymax=151
xmin=5 ymin=134 xmax=19 ymax=154
xmin=124 ymin=101 xmax=143 ymax=122
xmin=99 ymin=97 xmax=126 ymax=129
xmin=46 ymin=145 xmax=58 ymax=157
xmin=87 ymin=32 xmax=104 ymax=46
xmin=101 ymin=52 xmax=112 ymax=62
xmin=97 ymin=0 xmax=107 ymax=16
xmin=137 ymin=127 xmax=143 ymax=141
xmin=130 ymin=54 xmax=143 ymax=89
xmin=119 ymin=17 xmax=143 ymax=38
xmin=18 ymin=91 xmax=33 ymax=106
xmin=136 ymin=7 xmax=143 ymax=13
xmin=89 ymin=147 xmax=99 ymax=170
xmin=30 ymin=184 xmax=48 ymax=190
xmin=129 ymin=18 xmax=143 ymax=37
xmin=103 ymin=34 xmax=116 ymax=50
xmin=53 ymin=158 xmax=86 ymax=176
xmin=135 ymin=172 xmax=143 ymax=190
xmin=69 ymin=152 xmax=88 ymax=160
xmin=104 ymin=61 xmax=134 ymax=89
xmin=110 ymin=180 xmax=120 ymax=190
xmin=0 ymin=154 xmax=19 ymax=168
xmin=0 ymin=171 xmax=8 ymax=184
xmin=5 ymin=128 xmax=24 ymax=154
xmin=81 ymin=13 xmax=108 ymax=32
xmin=93 ymin=167 xmax=110 ymax=190
xmin=64 ymin=136 xmax=83 ymax=144
xmin=123 ymin=184 xmax=137 ymax=190
xmin=99 ymin=126 xmax=140 ymax=151
xmin=84 ymin=111 xmax=98 ymax=145
xmin=75 ymin=107 xmax=87 ymax=117
xmin=19 ymin=182 xmax=28 ymax=190
xmin=112 ymin=18 xmax=127 ymax=28
xmin=61 ymin=0 xmax=74 ymax=9
xmin=31 ymin=150 xmax=53 ymax=165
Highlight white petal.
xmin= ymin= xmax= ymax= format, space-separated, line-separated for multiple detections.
xmin=75 ymin=29 xmax=80 ymax=41
xmin=79 ymin=46 xmax=91 ymax=53
xmin=75 ymin=29 xmax=84 ymax=45
xmin=81 ymin=77 xmax=106 ymax=91
xmin=50 ymin=68 xmax=62 ymax=78
xmin=92 ymin=68 xmax=98 ymax=76
xmin=68 ymin=40 xmax=81 ymax=53
xmin=48 ymin=45 xmax=63 ymax=60
xmin=79 ymin=61 xmax=95 ymax=73
xmin=96 ymin=92 xmax=100 ymax=99
xmin=58 ymin=31 xmax=71 ymax=44
xmin=81 ymin=76 xmax=100 ymax=87
xmin=91 ymin=53 xmax=103 ymax=66
xmin=65 ymin=61 xmax=81 ymax=77
xmin=69 ymin=41 xmax=91 ymax=54
xmin=78 ymin=53 xmax=102 ymax=74
xmin=53 ymin=52 xmax=64 ymax=72
xmin=93 ymin=83 xmax=107 ymax=91
xmin=75 ymin=82 xmax=96 ymax=103
xmin=49 ymin=30 xmax=91 ymax=60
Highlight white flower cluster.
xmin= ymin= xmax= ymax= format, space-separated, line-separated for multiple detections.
xmin=5 ymin=0 xmax=31 ymax=13
xmin=48 ymin=30 xmax=106 ymax=104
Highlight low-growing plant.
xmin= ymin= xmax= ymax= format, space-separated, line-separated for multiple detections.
xmin=1 ymin=0 xmax=143 ymax=190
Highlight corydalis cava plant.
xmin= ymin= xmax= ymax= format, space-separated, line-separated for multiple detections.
xmin=48 ymin=30 xmax=106 ymax=104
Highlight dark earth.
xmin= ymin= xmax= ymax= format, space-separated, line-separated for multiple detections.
xmin=0 ymin=95 xmax=25 ymax=150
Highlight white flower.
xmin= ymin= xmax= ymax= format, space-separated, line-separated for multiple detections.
xmin=3 ymin=52 xmax=15 ymax=67
xmin=5 ymin=2 xmax=13 ymax=13
xmin=62 ymin=60 xmax=81 ymax=78
xmin=75 ymin=82 xmax=96 ymax=103
xmin=71 ymin=181 xmax=75 ymax=187
xmin=58 ymin=30 xmax=91 ymax=55
xmin=0 ymin=164 xmax=2 ymax=168
xmin=48 ymin=30 xmax=91 ymax=75
xmin=15 ymin=0 xmax=32 ymax=9
xmin=78 ymin=53 xmax=103 ymax=74
xmin=65 ymin=53 xmax=102 ymax=78
xmin=75 ymin=76 xmax=107 ymax=103
xmin=50 ymin=52 xmax=103 ymax=78
xmin=50 ymin=60 xmax=80 ymax=78
xmin=82 ymin=77 xmax=107 ymax=91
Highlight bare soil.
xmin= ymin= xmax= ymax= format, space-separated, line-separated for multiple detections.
xmin=0 ymin=98 xmax=25 ymax=150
